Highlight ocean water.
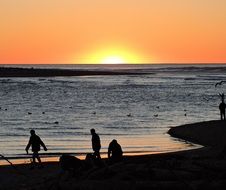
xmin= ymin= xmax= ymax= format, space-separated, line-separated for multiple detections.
xmin=0 ymin=64 xmax=225 ymax=158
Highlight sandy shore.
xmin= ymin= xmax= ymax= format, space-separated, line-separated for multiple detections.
xmin=168 ymin=120 xmax=226 ymax=147
xmin=1 ymin=120 xmax=226 ymax=190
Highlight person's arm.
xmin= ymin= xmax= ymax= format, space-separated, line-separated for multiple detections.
xmin=119 ymin=145 xmax=123 ymax=156
xmin=40 ymin=138 xmax=47 ymax=151
xmin=108 ymin=147 xmax=111 ymax=158
xmin=108 ymin=143 xmax=112 ymax=158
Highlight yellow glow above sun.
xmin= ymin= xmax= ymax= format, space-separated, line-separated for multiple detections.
xmin=77 ymin=45 xmax=147 ymax=64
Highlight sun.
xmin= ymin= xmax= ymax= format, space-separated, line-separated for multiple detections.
xmin=101 ymin=56 xmax=125 ymax=64
xmin=76 ymin=44 xmax=148 ymax=64
xmin=89 ymin=47 xmax=134 ymax=64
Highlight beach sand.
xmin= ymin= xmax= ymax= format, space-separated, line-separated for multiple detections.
xmin=1 ymin=120 xmax=226 ymax=190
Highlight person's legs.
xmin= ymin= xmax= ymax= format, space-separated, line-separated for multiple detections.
xmin=30 ymin=152 xmax=37 ymax=169
xmin=37 ymin=155 xmax=41 ymax=164
xmin=33 ymin=152 xmax=43 ymax=168
xmin=94 ymin=150 xmax=101 ymax=159
xmin=32 ymin=153 xmax=36 ymax=164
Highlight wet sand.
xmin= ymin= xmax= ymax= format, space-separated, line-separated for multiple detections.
xmin=1 ymin=120 xmax=226 ymax=190
xmin=168 ymin=120 xmax=226 ymax=147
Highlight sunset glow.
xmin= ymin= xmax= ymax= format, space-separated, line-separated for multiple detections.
xmin=101 ymin=57 xmax=125 ymax=64
xmin=79 ymin=46 xmax=147 ymax=64
xmin=0 ymin=0 xmax=226 ymax=64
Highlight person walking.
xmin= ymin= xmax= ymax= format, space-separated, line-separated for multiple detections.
xmin=90 ymin=128 xmax=101 ymax=159
xmin=25 ymin=129 xmax=47 ymax=168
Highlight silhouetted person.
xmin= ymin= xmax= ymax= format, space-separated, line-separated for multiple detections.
xmin=25 ymin=129 xmax=47 ymax=168
xmin=219 ymin=93 xmax=226 ymax=120
xmin=108 ymin=139 xmax=123 ymax=163
xmin=219 ymin=101 xmax=226 ymax=120
xmin=90 ymin=128 xmax=101 ymax=159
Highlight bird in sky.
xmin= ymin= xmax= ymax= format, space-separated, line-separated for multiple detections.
xmin=215 ymin=81 xmax=226 ymax=88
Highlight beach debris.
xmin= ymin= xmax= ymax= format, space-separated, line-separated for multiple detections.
xmin=54 ymin=121 xmax=59 ymax=124
xmin=59 ymin=154 xmax=83 ymax=172
xmin=0 ymin=154 xmax=28 ymax=177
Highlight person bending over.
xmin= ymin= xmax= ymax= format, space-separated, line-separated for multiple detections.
xmin=108 ymin=139 xmax=123 ymax=163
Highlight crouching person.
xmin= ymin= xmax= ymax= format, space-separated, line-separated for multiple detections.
xmin=108 ymin=139 xmax=123 ymax=164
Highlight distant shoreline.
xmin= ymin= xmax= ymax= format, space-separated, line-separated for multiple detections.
xmin=0 ymin=67 xmax=151 ymax=77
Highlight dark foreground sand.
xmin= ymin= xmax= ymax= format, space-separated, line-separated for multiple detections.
xmin=1 ymin=120 xmax=226 ymax=190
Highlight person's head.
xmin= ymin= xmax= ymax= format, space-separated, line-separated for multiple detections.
xmin=30 ymin=129 xmax=35 ymax=136
xmin=112 ymin=139 xmax=117 ymax=144
xmin=90 ymin=128 xmax=95 ymax=135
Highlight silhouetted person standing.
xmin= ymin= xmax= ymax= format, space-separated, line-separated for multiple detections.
xmin=219 ymin=101 xmax=226 ymax=120
xmin=108 ymin=139 xmax=123 ymax=163
xmin=25 ymin=130 xmax=47 ymax=168
xmin=90 ymin=128 xmax=101 ymax=159
xmin=219 ymin=93 xmax=226 ymax=120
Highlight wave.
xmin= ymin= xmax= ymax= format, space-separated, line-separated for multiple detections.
xmin=196 ymin=75 xmax=226 ymax=81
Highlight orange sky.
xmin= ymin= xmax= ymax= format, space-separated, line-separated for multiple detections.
xmin=0 ymin=0 xmax=226 ymax=64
